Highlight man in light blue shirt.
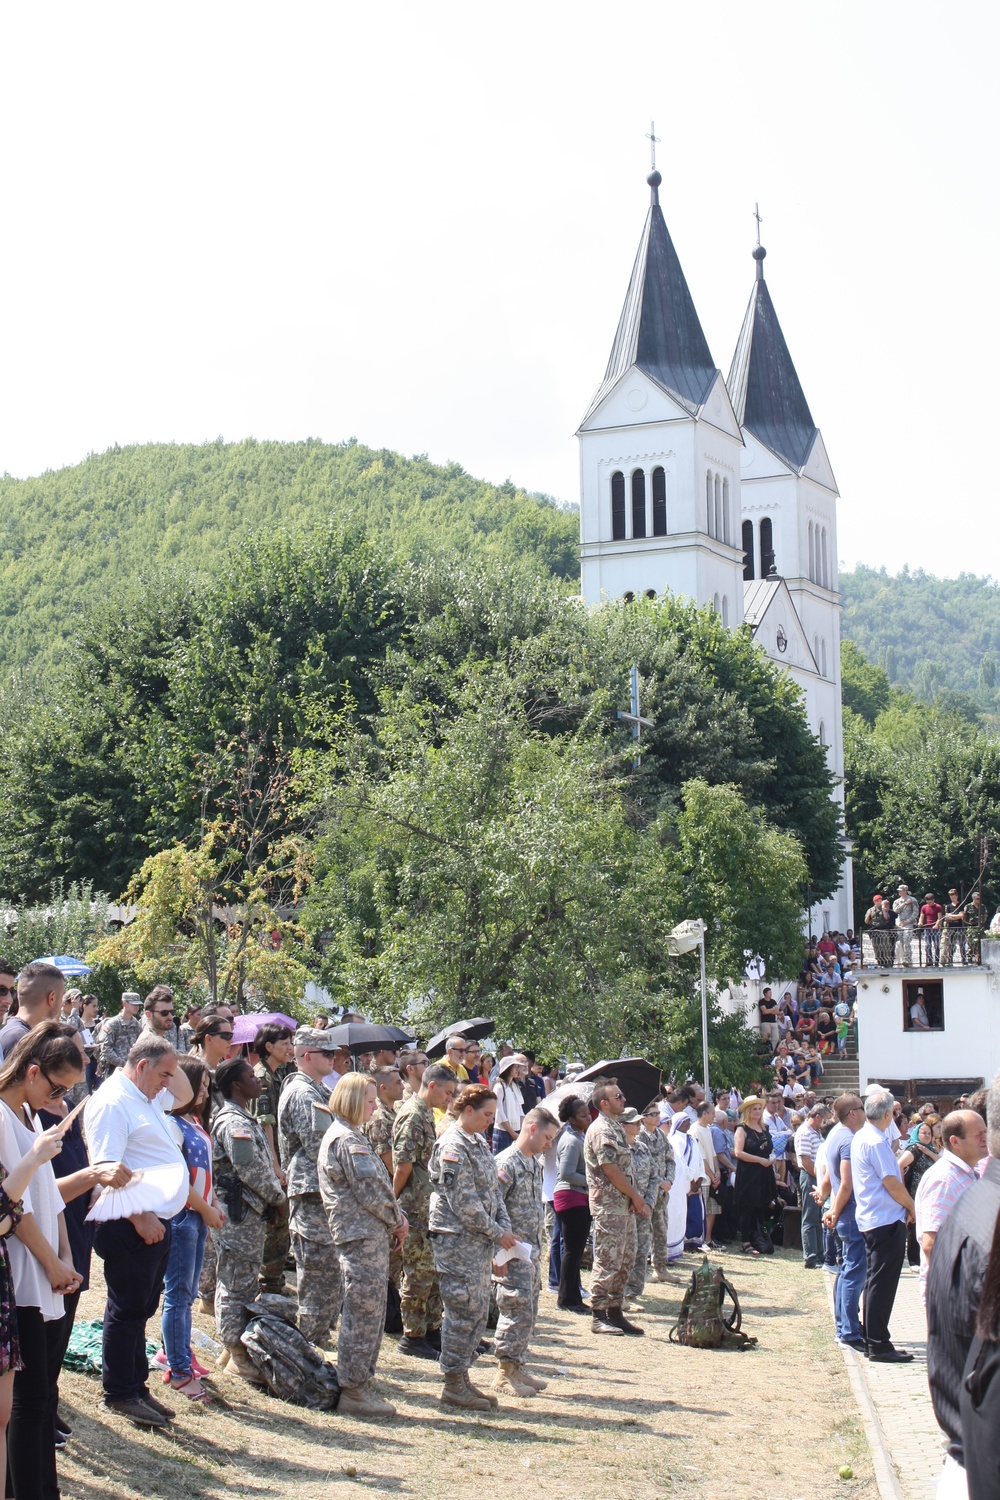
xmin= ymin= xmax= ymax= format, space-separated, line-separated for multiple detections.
xmin=849 ymin=1087 xmax=916 ymax=1362
xmin=824 ymin=1095 xmax=866 ymax=1350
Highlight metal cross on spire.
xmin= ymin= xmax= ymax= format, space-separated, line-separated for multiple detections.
xmin=646 ymin=121 xmax=661 ymax=172
xmin=753 ymin=201 xmax=763 ymax=246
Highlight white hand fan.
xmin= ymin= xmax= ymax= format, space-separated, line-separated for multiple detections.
xmin=85 ymin=1163 xmax=187 ymax=1222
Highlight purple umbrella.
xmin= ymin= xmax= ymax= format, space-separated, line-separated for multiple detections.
xmin=231 ymin=1012 xmax=299 ymax=1047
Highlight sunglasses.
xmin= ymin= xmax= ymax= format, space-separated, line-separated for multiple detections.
xmin=0 ymin=984 xmax=16 ymax=998
xmin=213 ymin=1031 xmax=235 ymax=1042
xmin=40 ymin=1069 xmax=70 ymax=1101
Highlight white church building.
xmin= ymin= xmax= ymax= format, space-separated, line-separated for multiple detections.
xmin=577 ymin=168 xmax=852 ymax=933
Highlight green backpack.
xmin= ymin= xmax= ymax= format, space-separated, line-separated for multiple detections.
xmin=668 ymin=1254 xmax=756 ymax=1349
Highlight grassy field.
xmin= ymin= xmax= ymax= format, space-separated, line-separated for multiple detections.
xmin=56 ymin=1247 xmax=876 ymax=1500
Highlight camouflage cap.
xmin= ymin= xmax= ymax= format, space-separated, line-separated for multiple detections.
xmin=293 ymin=1026 xmax=339 ymax=1053
xmin=620 ymin=1107 xmax=642 ymax=1123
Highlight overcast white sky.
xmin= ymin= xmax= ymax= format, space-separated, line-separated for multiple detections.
xmin=1 ymin=2 xmax=996 ymax=578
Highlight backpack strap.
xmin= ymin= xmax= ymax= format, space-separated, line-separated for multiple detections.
xmin=720 ymin=1275 xmax=742 ymax=1333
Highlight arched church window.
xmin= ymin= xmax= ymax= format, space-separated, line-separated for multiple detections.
xmin=652 ymin=467 xmax=667 ymax=536
xmin=819 ymin=721 xmax=826 ymax=746
xmin=742 ymin=520 xmax=754 ymax=581
xmin=713 ymin=593 xmax=720 ymax=614
xmin=821 ymin=638 xmax=827 ymax=677
xmin=631 ymin=470 xmax=646 ymax=539
xmin=645 ymin=589 xmax=656 ymax=600
xmin=611 ymin=472 xmax=625 ymax=541
xmin=723 ymin=479 xmax=731 ymax=545
xmin=706 ymin=472 xmax=714 ymax=537
xmin=714 ymin=475 xmax=723 ymax=542
xmin=721 ymin=595 xmax=729 ymax=627
xmin=821 ymin=527 xmax=829 ymax=588
xmin=623 ymin=592 xmax=634 ymax=604
xmin=760 ymin=517 xmax=775 ymax=577
xmin=808 ymin=522 xmax=815 ymax=582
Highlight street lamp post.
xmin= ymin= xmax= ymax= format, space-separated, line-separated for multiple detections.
xmin=665 ymin=918 xmax=710 ymax=1100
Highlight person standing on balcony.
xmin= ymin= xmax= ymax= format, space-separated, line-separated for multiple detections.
xmin=942 ymin=889 xmax=967 ymax=967
xmin=864 ymin=895 xmax=893 ymax=968
xmin=893 ymin=885 xmax=919 ymax=966
xmin=966 ymin=891 xmax=986 ymax=963
xmin=919 ymin=892 xmax=943 ymax=965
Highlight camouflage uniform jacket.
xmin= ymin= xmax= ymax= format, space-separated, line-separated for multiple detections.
xmin=277 ymin=1072 xmax=333 ymax=1199
xmin=428 ymin=1124 xmax=512 ymax=1245
xmin=584 ymin=1113 xmax=634 ymax=1215
xmin=250 ymin=1060 xmax=285 ymax=1131
xmin=392 ymin=1093 xmax=437 ymax=1228
xmin=212 ymin=1100 xmax=285 ymax=1216
xmin=363 ymin=1101 xmax=395 ymax=1163
xmin=494 ymin=1143 xmax=544 ymax=1248
xmin=630 ymin=1136 xmax=658 ymax=1207
xmin=97 ymin=1013 xmax=142 ymax=1075
xmin=140 ymin=1019 xmax=189 ymax=1055
xmin=318 ymin=1116 xmax=404 ymax=1245
xmin=641 ymin=1123 xmax=676 ymax=1191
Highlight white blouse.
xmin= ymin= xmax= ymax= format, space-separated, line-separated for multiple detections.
xmin=0 ymin=1101 xmax=65 ymax=1320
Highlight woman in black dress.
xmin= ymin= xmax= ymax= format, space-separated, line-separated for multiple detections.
xmin=733 ymin=1096 xmax=776 ymax=1255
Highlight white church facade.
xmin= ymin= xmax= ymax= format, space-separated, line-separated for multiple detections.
xmin=578 ymin=169 xmax=852 ymax=933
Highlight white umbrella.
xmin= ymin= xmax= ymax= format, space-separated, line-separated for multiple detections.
xmin=86 ymin=1162 xmax=187 ymax=1222
xmin=542 ymin=1079 xmax=594 ymax=1118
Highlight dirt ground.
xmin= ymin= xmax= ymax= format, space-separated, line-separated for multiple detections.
xmin=56 ymin=1247 xmax=876 ymax=1500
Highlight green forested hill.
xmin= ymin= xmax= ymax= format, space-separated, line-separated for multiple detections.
xmin=0 ymin=438 xmax=579 ymax=678
xmin=840 ymin=564 xmax=1000 ymax=710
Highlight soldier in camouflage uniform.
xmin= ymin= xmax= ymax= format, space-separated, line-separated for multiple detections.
xmin=363 ymin=1067 xmax=404 ymax=1285
xmin=429 ymin=1083 xmax=516 ymax=1412
xmin=319 ymin=1073 xmax=408 ymax=1419
xmin=492 ymin=1106 xmax=559 ymax=1398
xmin=392 ymin=1063 xmax=457 ymax=1358
xmin=623 ymin=1109 xmax=660 ymax=1303
xmin=584 ymin=1080 xmax=650 ymax=1336
xmin=277 ymin=1028 xmax=342 ymax=1346
xmin=96 ymin=992 xmax=142 ymax=1077
xmin=210 ymin=1057 xmax=286 ymax=1383
xmin=635 ymin=1102 xmax=675 ymax=1286
xmin=249 ymin=1022 xmax=296 ymax=1295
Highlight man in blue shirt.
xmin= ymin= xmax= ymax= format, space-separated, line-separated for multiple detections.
xmin=849 ymin=1087 xmax=916 ymax=1362
xmin=823 ymin=1094 xmax=866 ymax=1350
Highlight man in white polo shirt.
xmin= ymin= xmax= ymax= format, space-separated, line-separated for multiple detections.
xmin=84 ymin=1032 xmax=192 ymax=1429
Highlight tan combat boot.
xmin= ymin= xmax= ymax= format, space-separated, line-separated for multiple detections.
xmin=493 ymin=1360 xmax=537 ymax=1398
xmin=225 ymin=1343 xmax=266 ymax=1386
xmin=520 ymin=1367 xmax=548 ymax=1391
xmin=440 ymin=1371 xmax=493 ymax=1410
xmin=338 ymin=1384 xmax=397 ymax=1418
xmin=463 ymin=1370 xmax=500 ymax=1409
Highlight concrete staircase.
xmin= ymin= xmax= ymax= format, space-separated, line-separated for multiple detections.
xmin=820 ymin=1053 xmax=861 ymax=1096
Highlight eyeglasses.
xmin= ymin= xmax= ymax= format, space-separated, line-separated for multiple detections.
xmin=448 ymin=1045 xmax=468 ymax=1054
xmin=40 ymin=1070 xmax=70 ymax=1101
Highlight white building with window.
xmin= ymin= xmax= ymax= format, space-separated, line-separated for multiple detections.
xmin=578 ymin=169 xmax=851 ymax=931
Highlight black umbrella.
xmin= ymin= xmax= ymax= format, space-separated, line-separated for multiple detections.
xmin=424 ymin=1017 xmax=495 ymax=1060
xmin=379 ymin=1025 xmax=418 ymax=1045
xmin=574 ymin=1058 xmax=662 ymax=1111
xmin=325 ymin=1023 xmax=404 ymax=1056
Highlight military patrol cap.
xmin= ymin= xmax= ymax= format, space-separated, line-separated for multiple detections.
xmin=293 ymin=1026 xmax=339 ymax=1053
xmin=620 ymin=1107 xmax=642 ymax=1123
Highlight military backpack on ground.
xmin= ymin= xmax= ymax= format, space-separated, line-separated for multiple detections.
xmin=668 ymin=1254 xmax=757 ymax=1350
xmin=241 ymin=1297 xmax=341 ymax=1409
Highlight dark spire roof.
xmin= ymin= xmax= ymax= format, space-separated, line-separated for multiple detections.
xmin=728 ymin=244 xmax=818 ymax=470
xmin=582 ymin=173 xmax=718 ymax=423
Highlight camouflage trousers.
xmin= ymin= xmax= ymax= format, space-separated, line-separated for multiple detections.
xmin=290 ymin=1194 xmax=341 ymax=1345
xmin=431 ymin=1231 xmax=493 ymax=1375
xmin=399 ymin=1223 xmax=442 ymax=1338
xmin=199 ymin=1227 xmax=217 ymax=1300
xmin=589 ymin=1210 xmax=637 ymax=1312
xmin=493 ymin=1247 xmax=541 ymax=1363
xmin=336 ymin=1234 xmax=389 ymax=1390
xmin=259 ymin=1191 xmax=291 ymax=1295
xmin=214 ymin=1211 xmax=265 ymax=1347
xmin=650 ymin=1188 xmax=670 ymax=1273
xmin=625 ymin=1204 xmax=654 ymax=1298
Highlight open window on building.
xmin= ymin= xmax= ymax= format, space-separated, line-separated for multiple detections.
xmin=903 ymin=979 xmax=944 ymax=1032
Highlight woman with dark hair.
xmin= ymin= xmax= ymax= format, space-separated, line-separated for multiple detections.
xmin=553 ymin=1095 xmax=592 ymax=1312
xmin=961 ymin=1211 xmax=1000 ymax=1496
xmin=428 ymin=1083 xmax=517 ymax=1411
xmin=0 ymin=1024 xmax=84 ymax=1500
xmin=159 ymin=1057 xmax=225 ymax=1401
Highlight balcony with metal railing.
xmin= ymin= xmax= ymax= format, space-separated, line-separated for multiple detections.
xmin=859 ymin=928 xmax=999 ymax=971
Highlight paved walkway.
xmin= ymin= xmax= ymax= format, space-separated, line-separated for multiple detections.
xmin=837 ymin=1263 xmax=946 ymax=1500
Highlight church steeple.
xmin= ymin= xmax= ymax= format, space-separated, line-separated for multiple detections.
xmin=727 ymin=240 xmax=819 ymax=471
xmin=582 ymin=171 xmax=718 ymax=424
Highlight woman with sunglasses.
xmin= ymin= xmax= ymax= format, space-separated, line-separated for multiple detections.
xmin=0 ymin=1023 xmax=84 ymax=1500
